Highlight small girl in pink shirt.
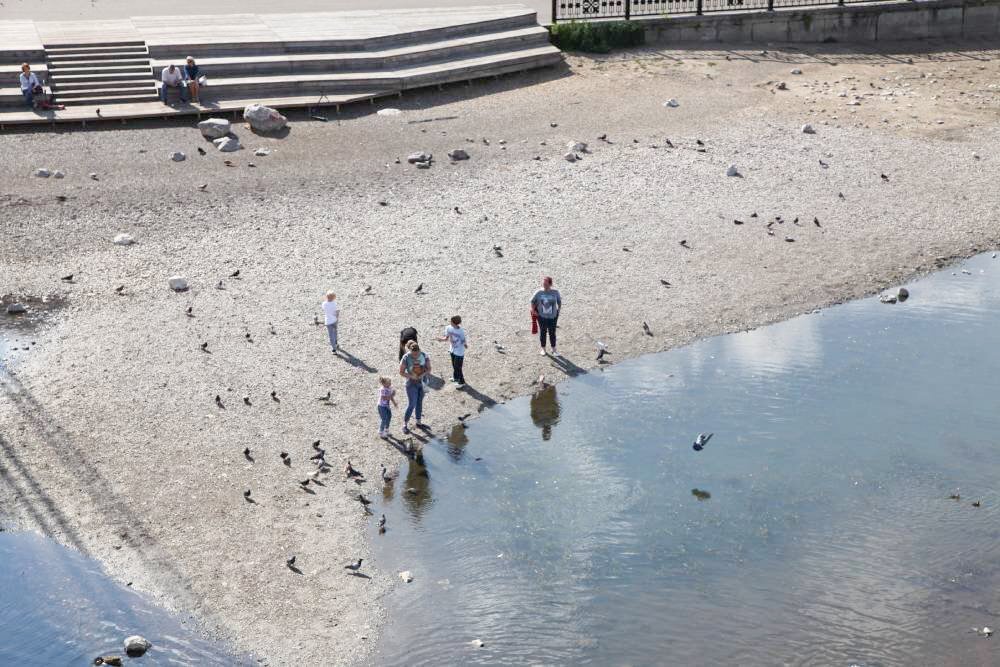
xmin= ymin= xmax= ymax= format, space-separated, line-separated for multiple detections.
xmin=377 ymin=377 xmax=398 ymax=438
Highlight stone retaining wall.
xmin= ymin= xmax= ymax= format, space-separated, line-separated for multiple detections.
xmin=634 ymin=0 xmax=999 ymax=43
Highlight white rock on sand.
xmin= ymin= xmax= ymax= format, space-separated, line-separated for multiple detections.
xmin=170 ymin=151 xmax=186 ymax=162
xmin=244 ymin=104 xmax=288 ymax=132
xmin=167 ymin=276 xmax=189 ymax=291
xmin=112 ymin=233 xmax=135 ymax=246
xmin=198 ymin=118 xmax=231 ymax=139
xmin=214 ymin=136 xmax=241 ymax=152
xmin=34 ymin=167 xmax=51 ymax=177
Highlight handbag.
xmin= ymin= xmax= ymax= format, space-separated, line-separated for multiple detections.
xmin=531 ymin=309 xmax=538 ymax=335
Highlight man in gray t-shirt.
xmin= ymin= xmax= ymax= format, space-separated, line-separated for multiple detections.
xmin=531 ymin=276 xmax=562 ymax=356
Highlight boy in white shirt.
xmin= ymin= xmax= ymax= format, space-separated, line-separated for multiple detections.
xmin=437 ymin=315 xmax=467 ymax=386
xmin=322 ymin=291 xmax=340 ymax=352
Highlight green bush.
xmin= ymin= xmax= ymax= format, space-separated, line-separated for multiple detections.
xmin=550 ymin=20 xmax=645 ymax=53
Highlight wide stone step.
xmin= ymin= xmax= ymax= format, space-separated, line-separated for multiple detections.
xmin=54 ymin=78 xmax=154 ymax=91
xmin=49 ymin=70 xmax=153 ymax=84
xmin=149 ymin=26 xmax=551 ymax=78
xmin=153 ymin=45 xmax=562 ymax=97
xmin=48 ymin=51 xmax=149 ymax=62
xmin=49 ymin=59 xmax=152 ymax=71
xmin=56 ymin=85 xmax=157 ymax=99
xmin=59 ymin=91 xmax=160 ymax=106
xmin=48 ymin=64 xmax=152 ymax=76
xmin=146 ymin=11 xmax=542 ymax=59
xmin=45 ymin=43 xmax=152 ymax=55
xmin=43 ymin=40 xmax=146 ymax=50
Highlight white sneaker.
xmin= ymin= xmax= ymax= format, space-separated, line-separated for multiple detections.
xmin=539 ymin=348 xmax=547 ymax=356
xmin=551 ymin=348 xmax=559 ymax=357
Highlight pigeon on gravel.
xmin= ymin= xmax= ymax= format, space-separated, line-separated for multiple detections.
xmin=243 ymin=447 xmax=252 ymax=461
xmin=344 ymin=559 xmax=363 ymax=573
xmin=200 ymin=342 xmax=209 ymax=352
xmin=185 ymin=306 xmax=194 ymax=317
xmin=229 ymin=269 xmax=240 ymax=278
xmin=642 ymin=322 xmax=653 ymax=336
xmin=596 ymin=342 xmax=610 ymax=362
xmin=61 ymin=274 xmax=74 ymax=282
xmin=357 ymin=493 xmax=372 ymax=506
xmin=215 ymin=395 xmax=224 ymax=408
xmin=243 ymin=489 xmax=252 ymax=501
xmin=345 ymin=461 xmax=362 ymax=478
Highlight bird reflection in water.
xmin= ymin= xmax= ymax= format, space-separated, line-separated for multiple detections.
xmin=530 ymin=384 xmax=561 ymax=441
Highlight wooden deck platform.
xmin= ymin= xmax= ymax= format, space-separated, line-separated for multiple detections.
xmin=0 ymin=5 xmax=561 ymax=128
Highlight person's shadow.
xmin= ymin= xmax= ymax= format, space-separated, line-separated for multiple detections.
xmin=550 ymin=355 xmax=586 ymax=378
xmin=458 ymin=384 xmax=497 ymax=409
xmin=336 ymin=348 xmax=377 ymax=373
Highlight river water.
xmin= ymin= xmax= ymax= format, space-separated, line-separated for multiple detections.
xmin=0 ymin=530 xmax=248 ymax=664
xmin=373 ymin=252 xmax=1000 ymax=666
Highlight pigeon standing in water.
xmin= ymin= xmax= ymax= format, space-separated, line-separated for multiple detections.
xmin=378 ymin=515 xmax=387 ymax=534
xmin=693 ymin=432 xmax=714 ymax=451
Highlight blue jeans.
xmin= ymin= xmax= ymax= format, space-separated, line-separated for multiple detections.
xmin=159 ymin=83 xmax=188 ymax=103
xmin=404 ymin=381 xmax=424 ymax=423
xmin=22 ymin=89 xmax=32 ymax=106
xmin=326 ymin=323 xmax=338 ymax=350
xmin=378 ymin=405 xmax=391 ymax=432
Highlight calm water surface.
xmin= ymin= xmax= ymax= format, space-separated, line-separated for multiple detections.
xmin=374 ymin=253 xmax=1000 ymax=666
xmin=0 ymin=530 xmax=248 ymax=665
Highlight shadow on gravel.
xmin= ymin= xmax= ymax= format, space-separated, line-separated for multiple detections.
xmin=0 ymin=371 xmax=198 ymax=609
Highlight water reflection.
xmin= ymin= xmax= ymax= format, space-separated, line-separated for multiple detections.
xmin=401 ymin=458 xmax=433 ymax=520
xmin=445 ymin=424 xmax=468 ymax=461
xmin=0 ymin=530 xmax=243 ymax=664
xmin=374 ymin=253 xmax=1000 ymax=666
xmin=529 ymin=385 xmax=561 ymax=441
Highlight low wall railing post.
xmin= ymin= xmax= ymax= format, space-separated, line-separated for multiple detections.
xmin=552 ymin=0 xmax=558 ymax=23
xmin=767 ymin=0 xmax=774 ymax=10
xmin=696 ymin=0 xmax=703 ymax=15
xmin=625 ymin=0 xmax=631 ymax=19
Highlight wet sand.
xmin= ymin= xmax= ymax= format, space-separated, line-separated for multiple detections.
xmin=2 ymin=42 xmax=1000 ymax=665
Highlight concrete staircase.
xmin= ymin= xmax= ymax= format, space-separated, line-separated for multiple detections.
xmin=45 ymin=41 xmax=158 ymax=106
xmin=147 ymin=12 xmax=560 ymax=106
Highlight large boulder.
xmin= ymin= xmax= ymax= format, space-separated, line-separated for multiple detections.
xmin=244 ymin=104 xmax=287 ymax=133
xmin=123 ymin=636 xmax=151 ymax=657
xmin=214 ymin=136 xmax=241 ymax=152
xmin=168 ymin=276 xmax=189 ymax=292
xmin=198 ymin=118 xmax=231 ymax=139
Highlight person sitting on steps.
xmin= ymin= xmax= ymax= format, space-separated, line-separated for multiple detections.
xmin=159 ymin=64 xmax=188 ymax=105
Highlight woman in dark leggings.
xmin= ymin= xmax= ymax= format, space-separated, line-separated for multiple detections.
xmin=531 ymin=276 xmax=562 ymax=356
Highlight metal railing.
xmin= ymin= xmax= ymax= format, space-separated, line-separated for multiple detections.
xmin=553 ymin=0 xmax=886 ymax=21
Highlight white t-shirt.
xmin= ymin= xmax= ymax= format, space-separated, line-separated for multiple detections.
xmin=444 ymin=325 xmax=466 ymax=356
xmin=161 ymin=67 xmax=183 ymax=85
xmin=322 ymin=300 xmax=340 ymax=325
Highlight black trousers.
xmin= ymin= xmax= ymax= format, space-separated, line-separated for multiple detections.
xmin=450 ymin=353 xmax=465 ymax=384
xmin=538 ymin=317 xmax=557 ymax=349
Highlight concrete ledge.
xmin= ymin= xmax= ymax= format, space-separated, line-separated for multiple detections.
xmin=638 ymin=0 xmax=1000 ymax=44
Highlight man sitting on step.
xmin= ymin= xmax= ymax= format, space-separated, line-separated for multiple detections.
xmin=159 ymin=64 xmax=189 ymax=104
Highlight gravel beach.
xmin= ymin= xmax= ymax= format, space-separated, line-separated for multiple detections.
xmin=2 ymin=42 xmax=999 ymax=664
